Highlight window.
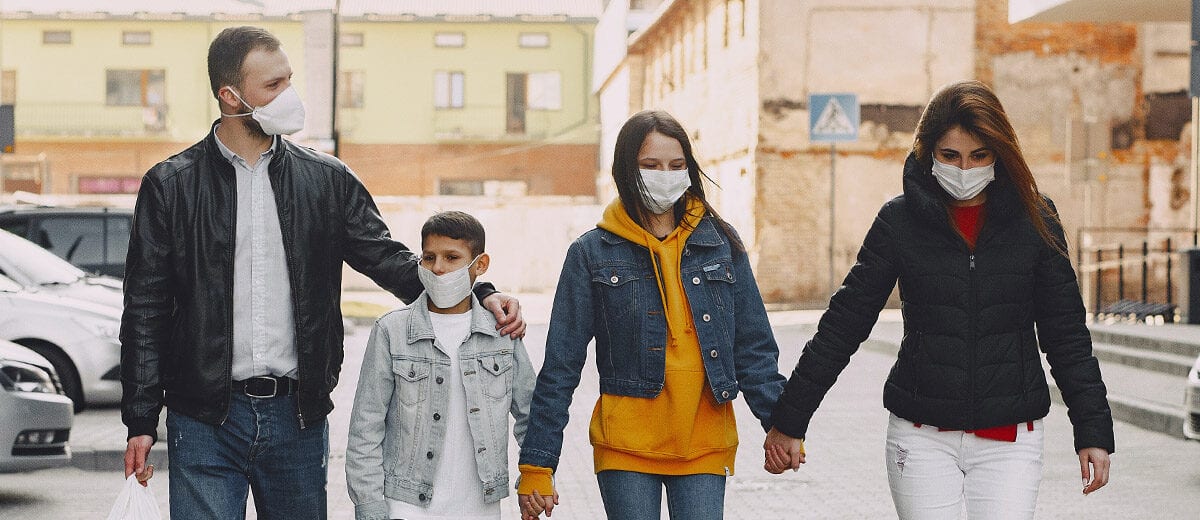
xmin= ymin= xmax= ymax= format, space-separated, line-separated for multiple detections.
xmin=106 ymin=69 xmax=165 ymax=107
xmin=340 ymin=32 xmax=364 ymax=47
xmin=43 ymin=30 xmax=71 ymax=45
xmin=527 ymin=72 xmax=562 ymax=110
xmin=338 ymin=70 xmax=365 ymax=108
xmin=519 ymin=32 xmax=550 ymax=48
xmin=434 ymin=32 xmax=465 ymax=48
xmin=122 ymin=31 xmax=151 ymax=45
xmin=439 ymin=180 xmax=483 ymax=196
xmin=434 ymin=71 xmax=464 ymax=108
xmin=39 ymin=217 xmax=104 ymax=267
xmin=1 ymin=70 xmax=14 ymax=104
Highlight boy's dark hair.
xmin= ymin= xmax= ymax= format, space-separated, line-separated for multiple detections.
xmin=208 ymin=26 xmax=281 ymax=99
xmin=421 ymin=211 xmax=486 ymax=256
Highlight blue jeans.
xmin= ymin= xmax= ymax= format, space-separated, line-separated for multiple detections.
xmin=166 ymin=392 xmax=329 ymax=520
xmin=595 ymin=470 xmax=726 ymax=520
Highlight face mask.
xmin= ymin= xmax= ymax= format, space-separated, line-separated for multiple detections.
xmin=639 ymin=168 xmax=691 ymax=214
xmin=930 ymin=156 xmax=995 ymax=201
xmin=225 ymin=85 xmax=306 ymax=135
xmin=418 ymin=255 xmax=481 ymax=309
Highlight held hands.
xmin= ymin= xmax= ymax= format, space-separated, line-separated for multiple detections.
xmin=123 ymin=435 xmax=155 ymax=487
xmin=1078 ymin=447 xmax=1111 ymax=495
xmin=482 ymin=292 xmax=526 ymax=339
xmin=518 ymin=490 xmax=559 ymax=519
xmin=763 ymin=427 xmax=806 ymax=474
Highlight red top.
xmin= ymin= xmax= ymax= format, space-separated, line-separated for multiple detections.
xmin=951 ymin=203 xmax=985 ymax=249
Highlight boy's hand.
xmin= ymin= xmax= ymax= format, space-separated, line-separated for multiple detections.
xmin=483 ymin=292 xmax=526 ymax=339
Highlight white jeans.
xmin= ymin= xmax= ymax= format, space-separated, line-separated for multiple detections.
xmin=885 ymin=413 xmax=1044 ymax=520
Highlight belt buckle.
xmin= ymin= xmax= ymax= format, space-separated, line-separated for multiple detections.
xmin=244 ymin=376 xmax=278 ymax=398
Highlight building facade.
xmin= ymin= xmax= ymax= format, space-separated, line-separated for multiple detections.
xmin=0 ymin=0 xmax=601 ymax=198
xmin=597 ymin=0 xmax=1190 ymax=306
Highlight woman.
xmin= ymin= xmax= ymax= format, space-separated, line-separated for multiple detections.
xmin=764 ymin=80 xmax=1114 ymax=519
xmin=516 ymin=110 xmax=785 ymax=520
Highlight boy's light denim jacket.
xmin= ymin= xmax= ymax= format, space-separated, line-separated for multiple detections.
xmin=518 ymin=216 xmax=786 ymax=471
xmin=345 ymin=293 xmax=535 ymax=520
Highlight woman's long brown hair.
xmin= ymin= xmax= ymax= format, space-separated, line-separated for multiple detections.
xmin=913 ymin=80 xmax=1066 ymax=256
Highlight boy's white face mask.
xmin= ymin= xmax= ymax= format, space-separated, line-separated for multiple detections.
xmin=418 ymin=255 xmax=481 ymax=308
xmin=225 ymin=85 xmax=306 ymax=136
xmin=930 ymin=156 xmax=995 ymax=201
xmin=639 ymin=168 xmax=691 ymax=214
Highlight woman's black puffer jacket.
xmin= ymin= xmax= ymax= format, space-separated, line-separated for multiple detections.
xmin=771 ymin=153 xmax=1115 ymax=454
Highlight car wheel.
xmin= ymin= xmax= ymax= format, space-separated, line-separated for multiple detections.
xmin=14 ymin=340 xmax=86 ymax=413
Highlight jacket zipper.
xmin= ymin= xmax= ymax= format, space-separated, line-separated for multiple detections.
xmin=967 ymin=252 xmax=978 ymax=427
xmin=270 ymin=155 xmax=307 ymax=429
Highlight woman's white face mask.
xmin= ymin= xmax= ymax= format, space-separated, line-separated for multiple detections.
xmin=930 ymin=156 xmax=995 ymax=201
xmin=639 ymin=168 xmax=691 ymax=214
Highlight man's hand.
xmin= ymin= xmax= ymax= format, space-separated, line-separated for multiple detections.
xmin=1078 ymin=447 xmax=1111 ymax=495
xmin=519 ymin=490 xmax=559 ymax=519
xmin=124 ymin=435 xmax=155 ymax=487
xmin=763 ymin=427 xmax=806 ymax=474
xmin=483 ymin=292 xmax=526 ymax=339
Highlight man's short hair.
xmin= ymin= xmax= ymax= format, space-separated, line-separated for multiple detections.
xmin=421 ymin=211 xmax=486 ymax=257
xmin=207 ymin=26 xmax=281 ymax=99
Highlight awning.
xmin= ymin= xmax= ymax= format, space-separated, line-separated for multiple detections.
xmin=1010 ymin=0 xmax=1189 ymax=23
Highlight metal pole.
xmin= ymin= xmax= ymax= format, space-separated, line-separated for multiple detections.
xmin=828 ymin=143 xmax=836 ymax=294
xmin=1118 ymin=244 xmax=1125 ymax=301
xmin=1094 ymin=248 xmax=1103 ymax=316
xmin=1191 ymin=0 xmax=1199 ymax=239
xmin=1141 ymin=240 xmax=1149 ymax=302
xmin=1167 ymin=237 xmax=1174 ymax=306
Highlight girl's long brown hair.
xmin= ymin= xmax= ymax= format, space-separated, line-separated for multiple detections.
xmin=913 ymin=80 xmax=1066 ymax=256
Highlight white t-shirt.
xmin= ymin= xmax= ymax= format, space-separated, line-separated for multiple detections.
xmin=388 ymin=310 xmax=499 ymax=520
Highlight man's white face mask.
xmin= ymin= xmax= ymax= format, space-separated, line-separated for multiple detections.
xmin=225 ymin=85 xmax=306 ymax=136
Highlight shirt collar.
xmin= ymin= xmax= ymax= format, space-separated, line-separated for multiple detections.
xmin=213 ymin=123 xmax=278 ymax=166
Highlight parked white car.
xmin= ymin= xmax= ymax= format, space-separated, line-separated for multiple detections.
xmin=0 ymin=339 xmax=73 ymax=472
xmin=0 ymin=273 xmax=121 ymax=411
xmin=0 ymin=228 xmax=122 ymax=309
xmin=1186 ymin=355 xmax=1200 ymax=441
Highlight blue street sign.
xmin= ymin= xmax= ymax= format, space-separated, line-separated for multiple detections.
xmin=809 ymin=93 xmax=859 ymax=142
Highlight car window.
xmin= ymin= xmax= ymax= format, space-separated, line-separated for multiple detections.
xmin=38 ymin=217 xmax=105 ymax=267
xmin=0 ymin=220 xmax=26 ymax=237
xmin=0 ymin=229 xmax=85 ymax=285
xmin=106 ymin=216 xmax=131 ymax=265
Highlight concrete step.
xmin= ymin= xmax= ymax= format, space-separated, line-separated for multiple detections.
xmin=1088 ymin=323 xmax=1200 ymax=359
xmin=1091 ymin=341 xmax=1194 ymax=377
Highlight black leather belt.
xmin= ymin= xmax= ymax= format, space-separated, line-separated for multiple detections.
xmin=233 ymin=376 xmax=296 ymax=398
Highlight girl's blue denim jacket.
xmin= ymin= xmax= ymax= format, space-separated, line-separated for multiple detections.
xmin=518 ymin=216 xmax=785 ymax=471
xmin=346 ymin=294 xmax=534 ymax=520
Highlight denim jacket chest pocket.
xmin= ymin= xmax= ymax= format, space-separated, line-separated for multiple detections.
xmin=475 ymin=352 xmax=515 ymax=399
xmin=392 ymin=357 xmax=432 ymax=406
xmin=698 ymin=260 xmax=737 ymax=309
xmin=591 ymin=262 xmax=648 ymax=322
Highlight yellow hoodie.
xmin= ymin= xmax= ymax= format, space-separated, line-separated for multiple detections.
xmin=519 ymin=197 xmax=738 ymax=496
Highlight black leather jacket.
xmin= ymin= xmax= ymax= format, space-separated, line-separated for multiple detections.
xmin=772 ymin=153 xmax=1114 ymax=454
xmin=120 ymin=125 xmax=493 ymax=440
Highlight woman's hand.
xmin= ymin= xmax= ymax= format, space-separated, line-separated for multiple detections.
xmin=1078 ymin=447 xmax=1111 ymax=495
xmin=763 ymin=427 xmax=806 ymax=474
xmin=519 ymin=490 xmax=559 ymax=519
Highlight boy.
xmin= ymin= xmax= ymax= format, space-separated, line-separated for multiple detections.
xmin=346 ymin=211 xmax=535 ymax=520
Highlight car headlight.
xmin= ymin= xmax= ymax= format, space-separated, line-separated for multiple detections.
xmin=72 ymin=315 xmax=120 ymax=341
xmin=0 ymin=359 xmax=58 ymax=394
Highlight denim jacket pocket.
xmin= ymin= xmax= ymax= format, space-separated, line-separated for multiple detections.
xmin=591 ymin=263 xmax=645 ymax=321
xmin=392 ymin=358 xmax=431 ymax=406
xmin=478 ymin=354 xmax=514 ymax=399
xmin=701 ymin=261 xmax=737 ymax=308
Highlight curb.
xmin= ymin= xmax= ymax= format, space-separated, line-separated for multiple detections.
xmin=71 ymin=446 xmax=169 ymax=472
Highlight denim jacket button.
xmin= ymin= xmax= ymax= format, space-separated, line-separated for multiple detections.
xmin=436 ymin=376 xmax=444 ymax=384
xmin=409 ymin=370 xmax=416 ymax=378
xmin=721 ymin=390 xmax=730 ymax=399
xmin=610 ymin=275 xmax=619 ymax=283
xmin=709 ymin=349 xmax=718 ymax=358
xmin=419 ymin=493 xmax=427 ymax=501
xmin=433 ymin=413 xmax=441 ymax=421
xmin=426 ymin=451 xmax=434 ymax=459
xmin=684 ymin=248 xmax=691 ymax=256
xmin=692 ymin=276 xmax=701 ymax=285
xmin=702 ymin=313 xmax=711 ymax=322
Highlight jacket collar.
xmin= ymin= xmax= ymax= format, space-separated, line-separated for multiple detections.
xmin=204 ymin=119 xmax=286 ymax=176
xmin=405 ymin=293 xmax=501 ymax=347
xmin=901 ymin=151 xmax=1022 ymax=229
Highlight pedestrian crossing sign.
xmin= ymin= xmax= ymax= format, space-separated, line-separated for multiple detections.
xmin=809 ymin=93 xmax=859 ymax=142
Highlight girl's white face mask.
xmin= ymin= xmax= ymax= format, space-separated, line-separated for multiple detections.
xmin=225 ymin=85 xmax=306 ymax=136
xmin=930 ymin=156 xmax=995 ymax=201
xmin=417 ymin=255 xmax=481 ymax=308
xmin=639 ymin=168 xmax=691 ymax=214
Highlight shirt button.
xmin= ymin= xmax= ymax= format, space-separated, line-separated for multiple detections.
xmin=692 ymin=277 xmax=701 ymax=285
xmin=611 ymin=275 xmax=619 ymax=283
xmin=433 ymin=413 xmax=441 ymax=421
xmin=702 ymin=313 xmax=711 ymax=322
xmin=436 ymin=376 xmax=444 ymax=384
xmin=426 ymin=451 xmax=434 ymax=459
xmin=709 ymin=349 xmax=718 ymax=358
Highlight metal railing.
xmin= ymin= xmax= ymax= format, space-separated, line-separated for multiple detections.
xmin=14 ymin=102 xmax=170 ymax=137
xmin=1075 ymin=227 xmax=1199 ymax=323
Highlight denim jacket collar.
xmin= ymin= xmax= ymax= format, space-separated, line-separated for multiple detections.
xmin=405 ymin=293 xmax=501 ymax=348
xmin=596 ymin=215 xmax=726 ymax=249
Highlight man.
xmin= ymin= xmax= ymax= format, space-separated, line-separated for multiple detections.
xmin=120 ymin=26 xmax=524 ymax=519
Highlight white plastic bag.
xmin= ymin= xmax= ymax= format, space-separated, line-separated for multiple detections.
xmin=106 ymin=474 xmax=163 ymax=520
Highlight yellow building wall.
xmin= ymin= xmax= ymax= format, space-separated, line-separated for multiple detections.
xmin=337 ymin=21 xmax=595 ymax=144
